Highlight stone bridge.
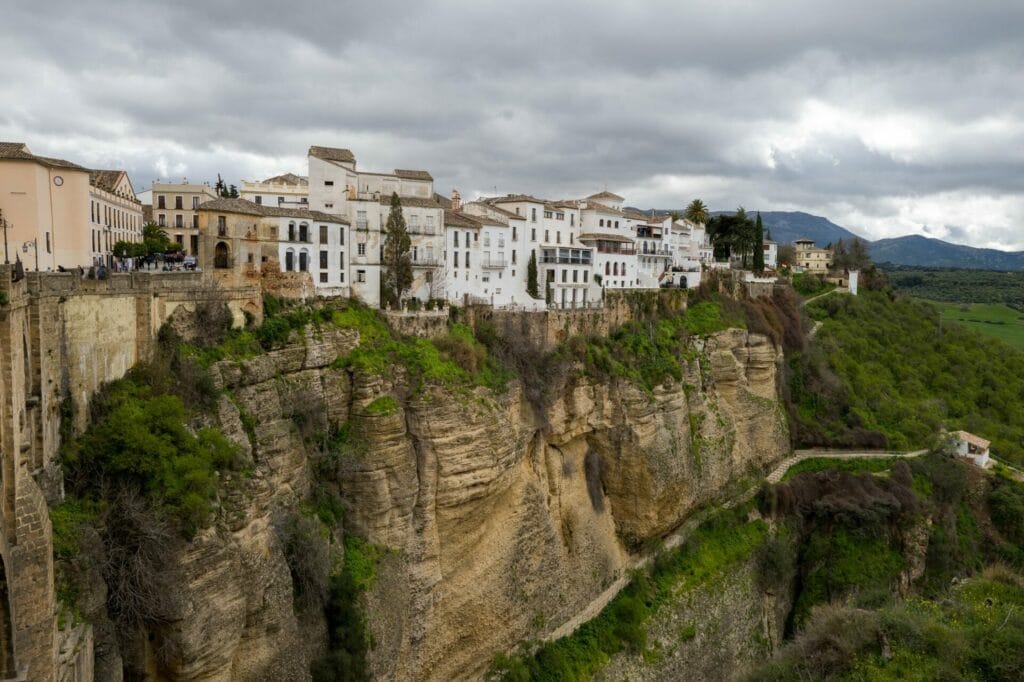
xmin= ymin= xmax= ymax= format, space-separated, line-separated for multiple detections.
xmin=0 ymin=267 xmax=260 ymax=680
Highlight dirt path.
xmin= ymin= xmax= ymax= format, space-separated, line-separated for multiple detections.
xmin=542 ymin=448 xmax=926 ymax=642
xmin=800 ymin=287 xmax=847 ymax=308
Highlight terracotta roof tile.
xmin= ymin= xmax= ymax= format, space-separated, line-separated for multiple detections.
xmin=586 ymin=191 xmax=624 ymax=202
xmin=377 ymin=196 xmax=443 ymax=209
xmin=198 ymin=197 xmax=349 ymax=224
xmin=444 ymin=210 xmax=483 ymax=229
xmin=258 ymin=172 xmax=308 ymax=186
xmin=308 ymin=146 xmax=355 ymax=163
xmin=0 ymin=141 xmax=87 ymax=170
xmin=394 ymin=169 xmax=433 ymax=181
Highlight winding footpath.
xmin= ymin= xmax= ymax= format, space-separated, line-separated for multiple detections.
xmin=542 ymin=447 xmax=928 ymax=642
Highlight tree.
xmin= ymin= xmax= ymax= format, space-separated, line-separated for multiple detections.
xmin=526 ymin=250 xmax=539 ymax=299
xmin=141 ymin=222 xmax=172 ymax=257
xmin=113 ymin=241 xmax=134 ymax=259
xmin=669 ymin=210 xmax=681 ymax=222
xmin=215 ymin=174 xmax=228 ymax=198
xmin=382 ymin=192 xmax=413 ymax=304
xmin=753 ymin=212 xmax=765 ymax=272
xmin=778 ymin=244 xmax=796 ymax=268
xmin=228 ymin=184 xmax=239 ymax=198
xmin=684 ymin=198 xmax=709 ymax=225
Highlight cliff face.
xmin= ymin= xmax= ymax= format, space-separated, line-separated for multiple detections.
xmin=112 ymin=324 xmax=787 ymax=681
xmin=345 ymin=327 xmax=789 ymax=681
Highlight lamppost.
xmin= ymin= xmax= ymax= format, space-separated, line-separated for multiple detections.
xmin=0 ymin=209 xmax=9 ymax=263
xmin=22 ymin=239 xmax=38 ymax=272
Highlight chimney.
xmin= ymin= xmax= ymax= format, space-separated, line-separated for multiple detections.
xmin=451 ymin=189 xmax=462 ymax=212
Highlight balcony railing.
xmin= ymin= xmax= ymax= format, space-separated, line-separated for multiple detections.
xmin=481 ymin=257 xmax=507 ymax=269
xmin=542 ymin=256 xmax=592 ymax=265
xmin=597 ymin=244 xmax=636 ymax=255
xmin=355 ymin=219 xmax=369 ymax=231
xmin=412 ymin=257 xmax=440 ymax=267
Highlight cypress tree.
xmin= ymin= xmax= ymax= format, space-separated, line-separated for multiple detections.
xmin=526 ymin=250 xmax=539 ymax=298
xmin=382 ymin=192 xmax=413 ymax=305
xmin=753 ymin=212 xmax=765 ymax=272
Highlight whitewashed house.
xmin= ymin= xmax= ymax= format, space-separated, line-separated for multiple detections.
xmin=276 ymin=213 xmax=349 ymax=297
xmin=443 ymin=208 xmax=483 ymax=304
xmin=763 ymin=239 xmax=778 ymax=269
xmin=462 ymin=198 xmax=539 ymax=308
xmin=307 ymin=146 xmax=444 ymax=306
xmin=953 ymin=431 xmax=991 ymax=468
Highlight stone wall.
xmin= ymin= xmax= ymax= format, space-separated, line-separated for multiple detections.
xmin=381 ymin=308 xmax=449 ymax=338
xmin=0 ymin=266 xmax=261 ymax=681
xmin=463 ymin=288 xmax=687 ymax=351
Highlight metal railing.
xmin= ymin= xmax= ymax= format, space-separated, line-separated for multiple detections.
xmin=541 ymin=256 xmax=592 ymax=265
xmin=596 ymin=244 xmax=636 ymax=255
xmin=481 ymin=257 xmax=507 ymax=269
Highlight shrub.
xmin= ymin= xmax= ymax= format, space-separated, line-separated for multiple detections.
xmin=61 ymin=378 xmax=240 ymax=534
xmin=990 ymin=481 xmax=1024 ymax=545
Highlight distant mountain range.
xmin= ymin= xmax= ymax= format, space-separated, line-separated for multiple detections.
xmin=643 ymin=208 xmax=1024 ymax=271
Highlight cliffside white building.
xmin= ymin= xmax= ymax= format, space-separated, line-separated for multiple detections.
xmin=307 ymin=146 xmax=444 ymax=306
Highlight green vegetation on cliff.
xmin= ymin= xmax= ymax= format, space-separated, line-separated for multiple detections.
xmin=60 ymin=379 xmax=240 ymax=532
xmin=791 ymin=291 xmax=1024 ymax=463
xmin=752 ymin=568 xmax=1024 ymax=681
xmin=751 ymin=454 xmax=1024 ymax=680
xmin=561 ymin=297 xmax=748 ymax=392
xmin=489 ymin=504 xmax=767 ymax=681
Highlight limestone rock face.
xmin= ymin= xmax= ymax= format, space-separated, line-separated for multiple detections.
xmin=119 ymin=326 xmax=787 ymax=681
xmin=352 ymin=329 xmax=789 ymax=681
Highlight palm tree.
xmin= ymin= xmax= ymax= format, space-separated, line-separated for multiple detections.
xmin=684 ymin=199 xmax=709 ymax=225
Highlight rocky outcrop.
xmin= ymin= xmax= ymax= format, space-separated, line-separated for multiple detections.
xmin=93 ymin=323 xmax=787 ymax=681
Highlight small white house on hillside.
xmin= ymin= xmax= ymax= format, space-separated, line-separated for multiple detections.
xmin=953 ymin=431 xmax=991 ymax=468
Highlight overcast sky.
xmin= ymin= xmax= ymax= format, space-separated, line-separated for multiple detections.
xmin=3 ymin=1 xmax=1023 ymax=249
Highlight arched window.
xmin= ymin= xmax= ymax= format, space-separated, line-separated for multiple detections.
xmin=214 ymin=241 xmax=230 ymax=269
xmin=605 ymin=262 xmax=610 ymax=275
xmin=288 ymin=222 xmax=296 ymax=241
xmin=299 ymin=222 xmax=309 ymax=242
xmin=299 ymin=250 xmax=309 ymax=272
xmin=285 ymin=249 xmax=295 ymax=272
xmin=613 ymin=263 xmax=618 ymax=276
xmin=621 ymin=262 xmax=626 ymax=275
xmin=599 ymin=219 xmax=604 ymax=227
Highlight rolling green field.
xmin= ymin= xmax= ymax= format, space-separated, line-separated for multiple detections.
xmin=925 ymin=300 xmax=1024 ymax=351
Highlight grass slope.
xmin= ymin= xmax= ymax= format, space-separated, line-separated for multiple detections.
xmin=925 ymin=300 xmax=1024 ymax=352
xmin=794 ymin=291 xmax=1024 ymax=464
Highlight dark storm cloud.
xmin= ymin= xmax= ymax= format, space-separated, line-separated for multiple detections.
xmin=3 ymin=0 xmax=1024 ymax=248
